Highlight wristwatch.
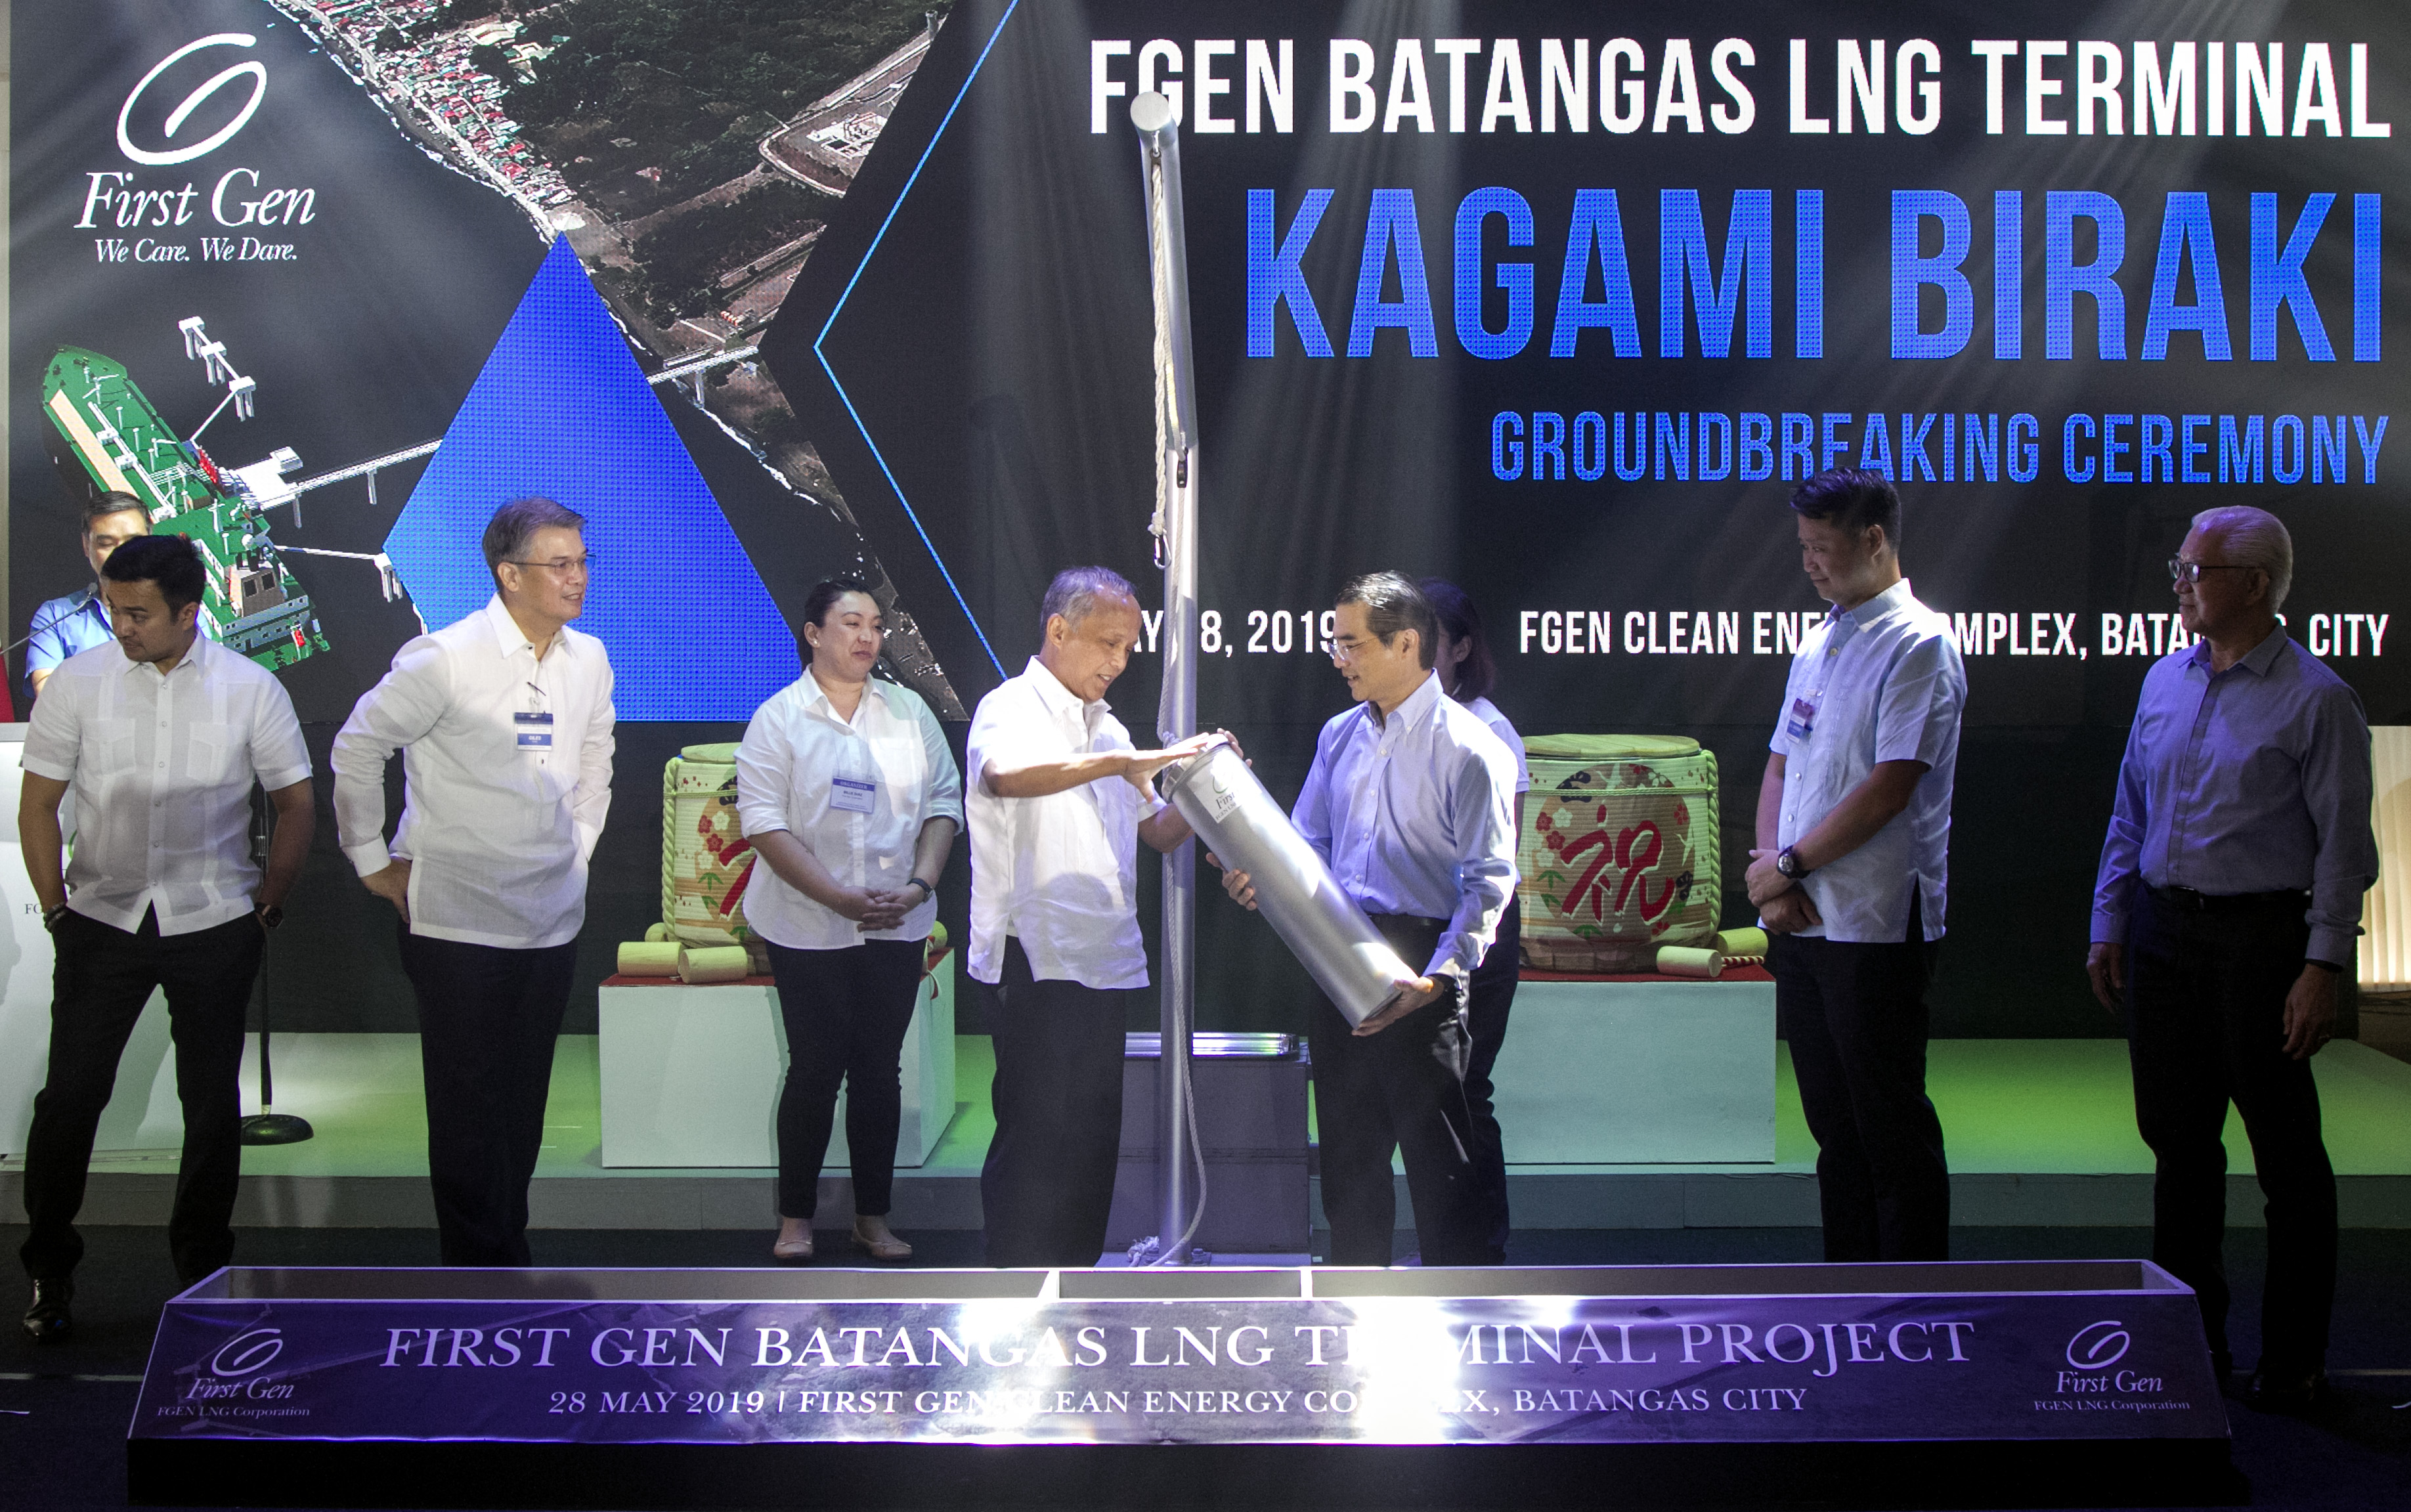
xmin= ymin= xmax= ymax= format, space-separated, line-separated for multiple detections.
xmin=903 ymin=878 xmax=935 ymax=901
xmin=257 ymin=903 xmax=285 ymax=931
xmin=42 ymin=903 xmax=69 ymax=934
xmin=1775 ymin=846 xmax=1812 ymax=881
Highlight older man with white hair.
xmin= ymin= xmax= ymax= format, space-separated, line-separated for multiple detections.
xmin=2087 ymin=505 xmax=2376 ymax=1414
xmin=966 ymin=567 xmax=1215 ymax=1266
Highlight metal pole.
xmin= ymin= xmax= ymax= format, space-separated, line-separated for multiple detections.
xmin=1134 ymin=91 xmax=1201 ymax=1263
xmin=238 ymin=788 xmax=311 ymax=1146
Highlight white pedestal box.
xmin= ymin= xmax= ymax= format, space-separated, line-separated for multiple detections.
xmin=597 ymin=960 xmax=957 ymax=1169
xmin=1490 ymin=978 xmax=1777 ymax=1165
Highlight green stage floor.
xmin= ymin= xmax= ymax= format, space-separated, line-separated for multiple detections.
xmin=12 ymin=1037 xmax=2409 ymax=1229
xmin=176 ymin=1034 xmax=2411 ymax=1180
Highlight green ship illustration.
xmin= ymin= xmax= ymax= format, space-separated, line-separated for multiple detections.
xmin=43 ymin=335 xmax=331 ymax=671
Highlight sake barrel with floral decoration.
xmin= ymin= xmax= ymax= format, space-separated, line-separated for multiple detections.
xmin=1519 ymin=735 xmax=1721 ymax=972
xmin=663 ymin=742 xmax=758 ymax=950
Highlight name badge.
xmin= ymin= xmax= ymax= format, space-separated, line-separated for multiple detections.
xmin=518 ymin=732 xmax=553 ymax=748
xmin=831 ymin=777 xmax=876 ymax=814
xmin=1785 ymin=696 xmax=1818 ymax=741
xmin=513 ymin=712 xmax=554 ymax=725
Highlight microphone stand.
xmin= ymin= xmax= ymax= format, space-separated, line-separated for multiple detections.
xmin=240 ymin=787 xmax=311 ymax=1145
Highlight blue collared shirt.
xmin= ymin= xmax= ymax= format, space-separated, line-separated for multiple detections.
xmin=25 ymin=586 xmax=114 ymax=696
xmin=1292 ymin=670 xmax=1519 ymax=983
xmin=1768 ymin=578 xmax=1966 ymax=944
xmin=2091 ymin=626 xmax=2376 ymax=965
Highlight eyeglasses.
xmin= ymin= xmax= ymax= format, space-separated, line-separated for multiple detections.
xmin=507 ymin=553 xmax=595 ymax=575
xmin=2167 ymin=558 xmax=2255 ymax=584
xmin=1328 ymin=634 xmax=1376 ymax=664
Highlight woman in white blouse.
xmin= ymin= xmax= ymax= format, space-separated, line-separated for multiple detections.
xmin=1422 ymin=578 xmax=1529 ymax=1258
xmin=735 ymin=579 xmax=963 ymax=1262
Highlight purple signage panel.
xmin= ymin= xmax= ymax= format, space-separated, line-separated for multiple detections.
xmin=133 ymin=1272 xmax=2225 ymax=1448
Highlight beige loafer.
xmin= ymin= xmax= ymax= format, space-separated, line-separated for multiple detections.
xmin=852 ymin=1219 xmax=912 ymax=1261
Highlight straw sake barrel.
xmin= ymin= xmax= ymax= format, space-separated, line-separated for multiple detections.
xmin=1519 ymin=735 xmax=1721 ymax=972
xmin=662 ymin=742 xmax=758 ymax=951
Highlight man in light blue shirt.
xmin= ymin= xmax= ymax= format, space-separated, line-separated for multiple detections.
xmin=1221 ymin=572 xmax=1517 ymax=1266
xmin=24 ymin=492 xmax=150 ymax=702
xmin=1744 ymin=469 xmax=1966 ymax=1264
xmin=2086 ymin=505 xmax=2374 ymax=1411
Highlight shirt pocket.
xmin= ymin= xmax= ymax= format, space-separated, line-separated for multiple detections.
xmin=791 ymin=739 xmax=858 ymax=822
xmin=867 ymin=735 xmax=926 ymax=820
xmin=93 ymin=717 xmax=140 ymax=773
xmin=186 ymin=722 xmax=236 ymax=785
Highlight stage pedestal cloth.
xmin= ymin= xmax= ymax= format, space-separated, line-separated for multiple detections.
xmin=597 ymin=966 xmax=956 ymax=1170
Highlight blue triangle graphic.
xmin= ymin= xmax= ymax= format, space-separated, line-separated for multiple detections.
xmin=385 ymin=236 xmax=801 ymax=720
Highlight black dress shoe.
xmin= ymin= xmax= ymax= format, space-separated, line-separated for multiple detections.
xmin=22 ymin=1278 xmax=74 ymax=1345
xmin=2246 ymin=1367 xmax=2334 ymax=1415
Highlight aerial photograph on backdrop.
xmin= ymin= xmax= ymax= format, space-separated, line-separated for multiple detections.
xmin=270 ymin=0 xmax=962 ymax=708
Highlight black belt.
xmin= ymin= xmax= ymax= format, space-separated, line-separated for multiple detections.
xmin=2148 ymin=884 xmax=2308 ymax=914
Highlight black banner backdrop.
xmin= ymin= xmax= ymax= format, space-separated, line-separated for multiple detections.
xmin=6 ymin=1 xmax=2403 ymax=1039
xmin=7 ymin=0 xmax=936 ymax=1031
xmin=767 ymin=0 xmax=2411 ymax=1035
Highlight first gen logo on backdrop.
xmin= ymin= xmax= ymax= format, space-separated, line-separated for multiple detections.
xmin=118 ymin=33 xmax=267 ymax=166
xmin=79 ymin=31 xmax=315 ymax=258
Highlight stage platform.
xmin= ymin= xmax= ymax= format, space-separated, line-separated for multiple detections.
xmin=9 ymin=1034 xmax=2409 ymax=1235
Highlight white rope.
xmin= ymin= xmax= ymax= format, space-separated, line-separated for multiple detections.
xmin=1142 ymin=133 xmax=1207 ymax=1266
xmin=1148 ymin=144 xmax=1177 ymax=567
xmin=1152 ymin=1058 xmax=1210 ymax=1265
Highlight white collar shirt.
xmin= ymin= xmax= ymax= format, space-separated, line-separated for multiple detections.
xmin=1766 ymin=578 xmax=1966 ymax=943
xmin=733 ymin=672 xmax=965 ymax=951
xmin=1292 ymin=672 xmax=1519 ymax=983
xmin=21 ymin=633 xmax=312 ymax=936
xmin=965 ymin=657 xmax=1161 ymax=989
xmin=331 ymin=595 xmax=616 ymax=949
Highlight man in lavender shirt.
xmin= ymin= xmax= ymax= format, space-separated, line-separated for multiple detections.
xmin=2087 ymin=506 xmax=2377 ymax=1414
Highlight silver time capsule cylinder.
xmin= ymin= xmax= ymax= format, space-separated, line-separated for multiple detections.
xmin=1157 ymin=737 xmax=1414 ymax=1027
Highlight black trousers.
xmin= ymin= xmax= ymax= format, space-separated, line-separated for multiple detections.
xmin=2126 ymin=886 xmax=2337 ymax=1374
xmin=980 ymin=938 xmax=1131 ymax=1267
xmin=766 ymin=938 xmax=926 ymax=1220
xmin=396 ymin=925 xmax=576 ymax=1267
xmin=1768 ymin=896 xmax=1950 ymax=1262
xmin=20 ymin=909 xmax=263 ymax=1285
xmin=1310 ymin=913 xmax=1501 ymax=1268
xmin=1463 ymin=896 xmax=1521 ymax=1254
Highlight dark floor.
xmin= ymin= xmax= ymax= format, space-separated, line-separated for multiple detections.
xmin=2 ymin=1224 xmax=2406 ymax=1511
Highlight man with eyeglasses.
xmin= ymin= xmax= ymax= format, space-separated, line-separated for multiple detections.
xmin=2087 ymin=506 xmax=2374 ymax=1414
xmin=1217 ymin=571 xmax=1517 ymax=1266
xmin=330 ymin=497 xmax=615 ymax=1266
